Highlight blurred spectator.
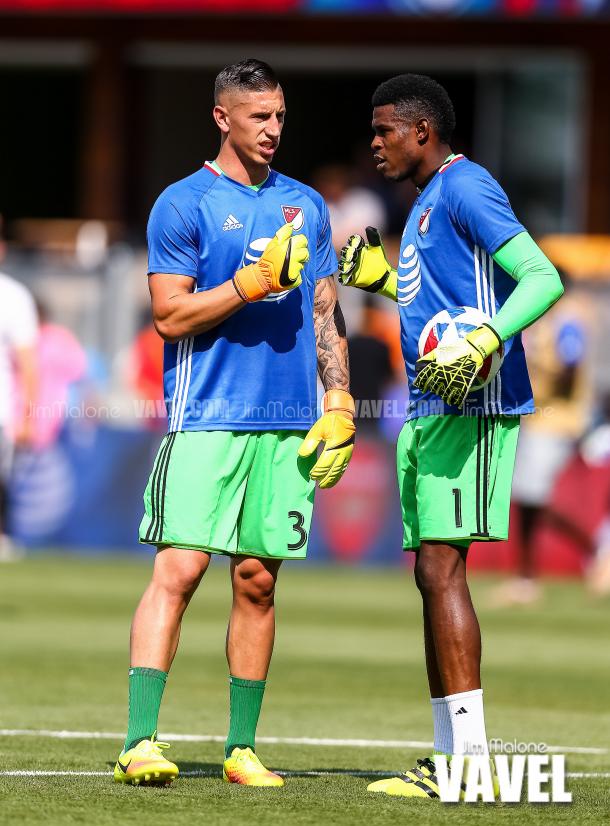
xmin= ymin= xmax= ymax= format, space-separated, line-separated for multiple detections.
xmin=492 ymin=279 xmax=594 ymax=605
xmin=126 ymin=318 xmax=166 ymax=431
xmin=25 ymin=298 xmax=87 ymax=450
xmin=311 ymin=164 xmax=388 ymax=249
xmin=358 ymin=284 xmax=404 ymax=376
xmin=348 ymin=296 xmax=394 ymax=433
xmin=579 ymin=399 xmax=610 ymax=595
xmin=0 ymin=216 xmax=38 ymax=561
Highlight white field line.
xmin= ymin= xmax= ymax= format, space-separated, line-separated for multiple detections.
xmin=0 ymin=729 xmax=607 ymax=755
xmin=1 ymin=770 xmax=609 ymax=779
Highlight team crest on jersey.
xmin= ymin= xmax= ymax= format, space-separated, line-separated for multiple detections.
xmin=418 ymin=208 xmax=432 ymax=236
xmin=281 ymin=205 xmax=304 ymax=231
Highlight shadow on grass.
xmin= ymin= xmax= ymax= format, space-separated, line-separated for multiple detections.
xmin=106 ymin=760 xmax=390 ymax=781
xmin=178 ymin=762 xmax=389 ymax=781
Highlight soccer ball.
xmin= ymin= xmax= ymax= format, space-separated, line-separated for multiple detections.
xmin=418 ymin=306 xmax=504 ymax=390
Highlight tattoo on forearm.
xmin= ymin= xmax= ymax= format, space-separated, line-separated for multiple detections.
xmin=314 ymin=276 xmax=349 ymax=392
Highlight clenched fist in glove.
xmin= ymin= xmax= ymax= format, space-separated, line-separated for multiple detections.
xmin=233 ymin=223 xmax=309 ymax=302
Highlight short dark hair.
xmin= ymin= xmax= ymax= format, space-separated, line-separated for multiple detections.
xmin=214 ymin=59 xmax=279 ymax=103
xmin=372 ymin=74 xmax=455 ymax=143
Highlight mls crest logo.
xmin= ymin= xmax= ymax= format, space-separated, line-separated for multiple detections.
xmin=419 ymin=207 xmax=432 ymax=235
xmin=281 ymin=205 xmax=304 ymax=230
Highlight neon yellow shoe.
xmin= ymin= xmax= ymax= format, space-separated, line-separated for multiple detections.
xmin=223 ymin=747 xmax=284 ymax=787
xmin=368 ymin=755 xmax=499 ymax=800
xmin=113 ymin=734 xmax=179 ymax=786
xmin=368 ymin=756 xmax=442 ymax=798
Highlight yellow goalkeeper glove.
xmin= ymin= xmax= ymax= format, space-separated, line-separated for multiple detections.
xmin=233 ymin=223 xmax=309 ymax=302
xmin=338 ymin=227 xmax=397 ymax=301
xmin=298 ymin=389 xmax=355 ymax=489
xmin=414 ymin=324 xmax=502 ymax=408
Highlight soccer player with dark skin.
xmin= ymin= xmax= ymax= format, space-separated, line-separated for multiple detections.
xmin=339 ymin=74 xmax=563 ymax=798
xmin=114 ymin=60 xmax=355 ymax=788
xmin=372 ymin=97 xmax=479 ymax=698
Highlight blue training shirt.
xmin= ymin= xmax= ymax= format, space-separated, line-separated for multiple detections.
xmin=398 ymin=154 xmax=534 ymax=419
xmin=147 ymin=162 xmax=337 ymax=432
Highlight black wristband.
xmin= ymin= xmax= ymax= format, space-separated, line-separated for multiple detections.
xmin=232 ymin=276 xmax=248 ymax=303
xmin=481 ymin=323 xmax=503 ymax=349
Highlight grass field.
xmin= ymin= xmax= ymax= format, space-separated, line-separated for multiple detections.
xmin=0 ymin=556 xmax=608 ymax=824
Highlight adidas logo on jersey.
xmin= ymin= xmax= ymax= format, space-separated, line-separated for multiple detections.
xmin=223 ymin=214 xmax=243 ymax=231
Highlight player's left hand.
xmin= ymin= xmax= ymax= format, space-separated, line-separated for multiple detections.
xmin=298 ymin=389 xmax=356 ymax=489
xmin=414 ymin=324 xmax=502 ymax=408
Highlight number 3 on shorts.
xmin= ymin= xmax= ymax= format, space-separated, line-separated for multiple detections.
xmin=288 ymin=510 xmax=307 ymax=551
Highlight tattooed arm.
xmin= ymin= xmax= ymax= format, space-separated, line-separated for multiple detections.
xmin=299 ymin=274 xmax=354 ymax=489
xmin=313 ymin=275 xmax=350 ymax=392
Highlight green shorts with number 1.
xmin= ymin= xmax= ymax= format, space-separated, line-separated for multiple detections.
xmin=139 ymin=430 xmax=316 ymax=559
xmin=397 ymin=414 xmax=520 ymax=550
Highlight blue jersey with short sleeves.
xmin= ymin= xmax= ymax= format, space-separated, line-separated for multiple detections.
xmin=398 ymin=155 xmax=534 ymax=419
xmin=147 ymin=163 xmax=337 ymax=431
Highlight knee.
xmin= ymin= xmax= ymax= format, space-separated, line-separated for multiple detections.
xmin=233 ymin=560 xmax=277 ymax=608
xmin=154 ymin=552 xmax=207 ymax=601
xmin=414 ymin=551 xmax=460 ymax=598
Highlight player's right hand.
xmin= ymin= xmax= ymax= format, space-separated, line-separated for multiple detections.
xmin=338 ymin=227 xmax=398 ymax=302
xmin=232 ymin=223 xmax=309 ymax=302
xmin=414 ymin=324 xmax=502 ymax=408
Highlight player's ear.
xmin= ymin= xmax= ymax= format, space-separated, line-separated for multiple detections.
xmin=415 ymin=118 xmax=429 ymax=145
xmin=213 ymin=104 xmax=230 ymax=134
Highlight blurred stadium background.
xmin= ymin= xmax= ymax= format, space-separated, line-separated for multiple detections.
xmin=1 ymin=3 xmax=610 ymax=822
xmin=2 ymin=0 xmax=610 ymax=588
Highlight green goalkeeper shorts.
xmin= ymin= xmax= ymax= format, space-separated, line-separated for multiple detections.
xmin=397 ymin=415 xmax=520 ymax=550
xmin=139 ymin=430 xmax=316 ymax=560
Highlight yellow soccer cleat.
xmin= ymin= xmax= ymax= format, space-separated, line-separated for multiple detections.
xmin=223 ymin=747 xmax=284 ymax=787
xmin=368 ymin=756 xmax=442 ymax=799
xmin=113 ymin=734 xmax=179 ymax=787
xmin=368 ymin=755 xmax=500 ymax=801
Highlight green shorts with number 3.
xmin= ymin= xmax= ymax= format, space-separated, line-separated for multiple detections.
xmin=139 ymin=430 xmax=316 ymax=559
xmin=397 ymin=414 xmax=520 ymax=550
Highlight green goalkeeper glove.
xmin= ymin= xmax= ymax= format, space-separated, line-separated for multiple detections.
xmin=414 ymin=324 xmax=502 ymax=408
xmin=338 ymin=227 xmax=397 ymax=301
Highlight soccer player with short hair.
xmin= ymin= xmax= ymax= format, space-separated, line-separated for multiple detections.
xmin=339 ymin=74 xmax=563 ymax=798
xmin=114 ymin=58 xmax=355 ymax=787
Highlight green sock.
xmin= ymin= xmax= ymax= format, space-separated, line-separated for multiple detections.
xmin=124 ymin=667 xmax=167 ymax=751
xmin=225 ymin=676 xmax=266 ymax=758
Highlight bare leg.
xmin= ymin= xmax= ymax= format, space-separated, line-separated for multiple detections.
xmin=227 ymin=556 xmax=282 ymax=679
xmin=130 ymin=546 xmax=211 ymax=671
xmin=421 ymin=599 xmax=445 ymax=698
xmin=415 ymin=542 xmax=481 ymax=695
xmin=517 ymin=503 xmax=540 ymax=579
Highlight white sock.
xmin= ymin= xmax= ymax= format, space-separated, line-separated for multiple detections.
xmin=445 ymin=688 xmax=489 ymax=756
xmin=430 ymin=697 xmax=453 ymax=756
